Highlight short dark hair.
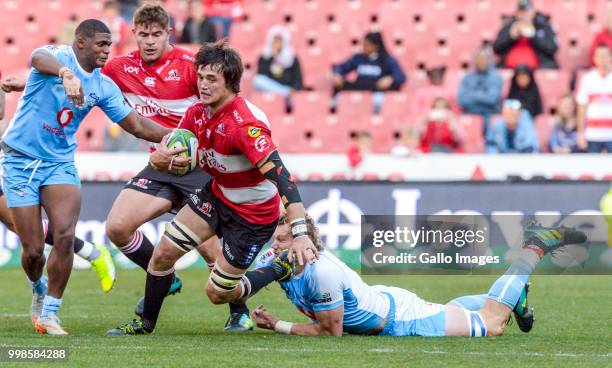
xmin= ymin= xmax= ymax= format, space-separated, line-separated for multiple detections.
xmin=75 ymin=19 xmax=111 ymax=39
xmin=194 ymin=40 xmax=243 ymax=93
xmin=133 ymin=4 xmax=169 ymax=30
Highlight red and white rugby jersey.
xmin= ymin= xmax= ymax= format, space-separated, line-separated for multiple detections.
xmin=576 ymin=69 xmax=612 ymax=142
xmin=101 ymin=47 xmax=199 ymax=128
xmin=181 ymin=96 xmax=280 ymax=225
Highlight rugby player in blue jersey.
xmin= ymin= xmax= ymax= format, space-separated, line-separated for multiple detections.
xmin=0 ymin=19 xmax=181 ymax=335
xmin=250 ymin=215 xmax=586 ymax=337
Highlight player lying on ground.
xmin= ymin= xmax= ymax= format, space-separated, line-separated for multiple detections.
xmin=106 ymin=40 xmax=318 ymax=336
xmin=249 ymin=215 xmax=586 ymax=337
xmin=0 ymin=78 xmax=116 ymax=294
xmin=1 ymin=19 xmax=176 ymax=335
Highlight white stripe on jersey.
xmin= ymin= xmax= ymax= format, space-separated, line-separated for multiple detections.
xmin=123 ymin=93 xmax=198 ymax=117
xmin=201 ymin=148 xmax=255 ymax=173
xmin=216 ymin=180 xmax=278 ymax=205
xmin=244 ymin=99 xmax=271 ymax=128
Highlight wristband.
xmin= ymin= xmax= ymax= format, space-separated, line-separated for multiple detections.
xmin=58 ymin=67 xmax=72 ymax=79
xmin=274 ymin=320 xmax=293 ymax=334
xmin=290 ymin=218 xmax=308 ymax=238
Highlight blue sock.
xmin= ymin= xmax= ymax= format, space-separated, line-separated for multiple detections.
xmin=41 ymin=295 xmax=62 ymax=318
xmin=449 ymin=294 xmax=487 ymax=311
xmin=30 ymin=276 xmax=48 ymax=296
xmin=486 ymin=258 xmax=534 ymax=309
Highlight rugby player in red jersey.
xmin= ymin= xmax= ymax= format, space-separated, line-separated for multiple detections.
xmin=99 ymin=4 xmax=236 ymax=324
xmin=106 ymin=40 xmax=318 ymax=335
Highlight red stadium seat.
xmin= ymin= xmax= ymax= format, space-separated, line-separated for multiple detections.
xmin=534 ymin=70 xmax=571 ymax=114
xmin=535 ymin=115 xmax=554 ymax=152
xmin=249 ymin=92 xmax=288 ymax=118
xmin=457 ymin=114 xmax=485 ymax=153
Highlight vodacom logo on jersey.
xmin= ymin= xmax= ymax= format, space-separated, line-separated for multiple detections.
xmin=56 ymin=107 xmax=74 ymax=127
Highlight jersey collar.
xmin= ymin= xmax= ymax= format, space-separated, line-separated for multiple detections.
xmin=69 ymin=46 xmax=94 ymax=77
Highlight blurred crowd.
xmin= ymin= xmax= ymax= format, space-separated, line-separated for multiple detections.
xmin=1 ymin=0 xmax=611 ymax=157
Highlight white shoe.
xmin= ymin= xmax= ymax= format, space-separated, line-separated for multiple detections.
xmin=30 ymin=293 xmax=44 ymax=324
xmin=35 ymin=315 xmax=68 ymax=335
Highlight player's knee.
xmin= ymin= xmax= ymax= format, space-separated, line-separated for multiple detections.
xmin=22 ymin=247 xmax=44 ymax=264
xmin=205 ymin=284 xmax=233 ymax=305
xmin=105 ymin=218 xmax=133 ymax=246
xmin=51 ymin=227 xmax=76 ymax=249
xmin=206 ymin=266 xmax=242 ymax=304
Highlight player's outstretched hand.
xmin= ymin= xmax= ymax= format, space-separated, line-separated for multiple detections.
xmin=149 ymin=133 xmax=189 ymax=172
xmin=251 ymin=305 xmax=278 ymax=330
xmin=1 ymin=76 xmax=26 ymax=93
xmin=61 ymin=69 xmax=84 ymax=107
xmin=288 ymin=234 xmax=319 ymax=266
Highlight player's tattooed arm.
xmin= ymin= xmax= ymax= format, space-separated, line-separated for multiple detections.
xmin=30 ymin=49 xmax=84 ymax=106
xmin=252 ymin=305 xmax=343 ymax=336
xmin=257 ymin=151 xmax=319 ymax=265
xmin=118 ymin=112 xmax=172 ymax=143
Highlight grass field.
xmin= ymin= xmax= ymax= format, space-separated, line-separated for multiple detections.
xmin=0 ymin=268 xmax=610 ymax=368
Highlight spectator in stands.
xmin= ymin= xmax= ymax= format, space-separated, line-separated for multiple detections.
xmin=493 ymin=0 xmax=558 ymax=69
xmin=507 ymin=64 xmax=543 ymax=118
xmin=180 ymin=0 xmax=217 ymax=44
xmin=102 ymin=1 xmax=131 ymax=56
xmin=253 ymin=25 xmax=303 ymax=114
xmin=118 ymin=0 xmax=140 ymax=22
xmin=419 ymin=97 xmax=463 ymax=153
xmin=576 ymin=44 xmax=612 ymax=153
xmin=487 ymin=99 xmax=539 ymax=153
xmin=410 ymin=65 xmax=456 ymax=116
xmin=58 ymin=14 xmax=79 ymax=46
xmin=331 ymin=31 xmax=406 ymax=114
xmin=549 ymin=93 xmax=580 ymax=153
xmin=391 ymin=128 xmax=421 ymax=156
xmin=457 ymin=44 xmax=503 ymax=132
xmin=346 ymin=131 xmax=372 ymax=169
xmin=204 ymin=0 xmax=244 ymax=38
xmin=589 ymin=10 xmax=612 ymax=66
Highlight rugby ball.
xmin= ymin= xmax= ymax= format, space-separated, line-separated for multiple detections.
xmin=166 ymin=129 xmax=199 ymax=176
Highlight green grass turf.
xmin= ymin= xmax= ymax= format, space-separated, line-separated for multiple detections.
xmin=0 ymin=269 xmax=610 ymax=368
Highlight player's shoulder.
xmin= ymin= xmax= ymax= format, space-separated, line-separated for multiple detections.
xmin=306 ymin=252 xmax=344 ymax=281
xmin=169 ymin=46 xmax=196 ymax=63
xmin=185 ymin=101 xmax=206 ymax=117
xmin=231 ymin=96 xmax=271 ymax=129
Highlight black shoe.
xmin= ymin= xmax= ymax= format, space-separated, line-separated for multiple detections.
xmin=106 ymin=319 xmax=151 ymax=336
xmin=513 ymin=283 xmax=535 ymax=333
xmin=523 ymin=223 xmax=587 ymax=255
xmin=223 ymin=313 xmax=254 ymax=332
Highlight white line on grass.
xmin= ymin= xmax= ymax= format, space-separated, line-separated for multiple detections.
xmin=247 ymin=347 xmax=612 ymax=359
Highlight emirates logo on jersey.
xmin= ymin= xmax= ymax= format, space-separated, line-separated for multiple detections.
xmin=164 ymin=69 xmax=180 ymax=81
xmin=133 ymin=98 xmax=170 ymax=117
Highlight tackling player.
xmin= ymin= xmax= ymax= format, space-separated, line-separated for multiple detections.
xmin=106 ymin=40 xmax=318 ymax=336
xmin=250 ymin=215 xmax=586 ymax=337
xmin=1 ymin=19 xmax=175 ymax=335
xmin=100 ymin=4 xmax=231 ymax=325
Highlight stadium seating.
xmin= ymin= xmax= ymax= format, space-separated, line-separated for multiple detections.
xmin=1 ymin=0 xmax=609 ymax=156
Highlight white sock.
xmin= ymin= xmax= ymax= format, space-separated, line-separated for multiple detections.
xmin=77 ymin=241 xmax=100 ymax=262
